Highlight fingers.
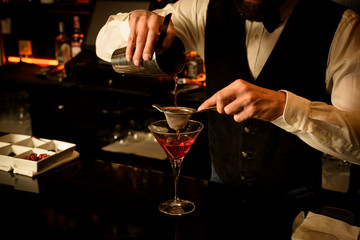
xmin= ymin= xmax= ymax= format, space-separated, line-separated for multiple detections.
xmin=132 ymin=28 xmax=148 ymax=66
xmin=198 ymin=91 xmax=237 ymax=115
xmin=198 ymin=97 xmax=217 ymax=112
xmin=233 ymin=106 xmax=252 ymax=122
xmin=139 ymin=17 xmax=163 ymax=62
xmin=200 ymin=79 xmax=286 ymax=123
xmin=126 ymin=26 xmax=136 ymax=62
xmin=198 ymin=80 xmax=254 ymax=120
xmin=199 ymin=81 xmax=240 ymax=114
xmin=126 ymin=11 xmax=176 ymax=66
xmin=223 ymin=99 xmax=244 ymax=115
xmin=143 ymin=31 xmax=158 ymax=60
xmin=127 ymin=11 xmax=160 ymax=65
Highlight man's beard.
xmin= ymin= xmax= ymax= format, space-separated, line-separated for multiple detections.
xmin=235 ymin=0 xmax=284 ymax=22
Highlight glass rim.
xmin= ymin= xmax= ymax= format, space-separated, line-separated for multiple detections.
xmin=148 ymin=119 xmax=204 ymax=135
xmin=161 ymin=106 xmax=196 ymax=115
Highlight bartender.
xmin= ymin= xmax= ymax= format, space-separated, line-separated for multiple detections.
xmin=96 ymin=0 xmax=360 ymax=196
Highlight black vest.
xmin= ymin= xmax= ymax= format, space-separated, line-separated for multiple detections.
xmin=205 ymin=0 xmax=346 ymax=193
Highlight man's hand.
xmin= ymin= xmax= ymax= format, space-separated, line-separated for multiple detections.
xmin=126 ymin=10 xmax=176 ymax=66
xmin=198 ymin=79 xmax=286 ymax=122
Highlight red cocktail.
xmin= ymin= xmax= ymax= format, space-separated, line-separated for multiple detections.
xmin=148 ymin=120 xmax=203 ymax=215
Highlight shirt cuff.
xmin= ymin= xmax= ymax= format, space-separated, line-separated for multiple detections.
xmin=271 ymin=90 xmax=311 ymax=133
xmin=108 ymin=13 xmax=131 ymax=44
xmin=95 ymin=13 xmax=131 ymax=62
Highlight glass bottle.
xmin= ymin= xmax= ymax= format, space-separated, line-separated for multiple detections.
xmin=71 ymin=16 xmax=83 ymax=58
xmin=178 ymin=51 xmax=206 ymax=86
xmin=55 ymin=21 xmax=71 ymax=65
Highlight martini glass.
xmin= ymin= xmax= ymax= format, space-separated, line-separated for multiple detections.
xmin=148 ymin=120 xmax=203 ymax=215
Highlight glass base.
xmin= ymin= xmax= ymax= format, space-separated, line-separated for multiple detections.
xmin=159 ymin=199 xmax=195 ymax=216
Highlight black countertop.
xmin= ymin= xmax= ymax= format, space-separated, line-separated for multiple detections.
xmin=0 ymin=156 xmax=359 ymax=240
xmin=1 ymin=60 xmax=359 ymax=239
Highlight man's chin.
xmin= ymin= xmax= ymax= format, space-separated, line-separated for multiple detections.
xmin=244 ymin=0 xmax=263 ymax=4
xmin=235 ymin=0 xmax=283 ymax=21
xmin=236 ymin=0 xmax=266 ymax=22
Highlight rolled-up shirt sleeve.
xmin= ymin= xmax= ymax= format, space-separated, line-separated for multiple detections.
xmin=95 ymin=0 xmax=208 ymax=62
xmin=272 ymin=10 xmax=360 ymax=164
xmin=272 ymin=91 xmax=360 ymax=163
xmin=96 ymin=13 xmax=131 ymax=62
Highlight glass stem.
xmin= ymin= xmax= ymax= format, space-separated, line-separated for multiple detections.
xmin=170 ymin=158 xmax=183 ymax=202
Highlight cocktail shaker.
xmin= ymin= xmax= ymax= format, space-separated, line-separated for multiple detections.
xmin=111 ymin=36 xmax=186 ymax=76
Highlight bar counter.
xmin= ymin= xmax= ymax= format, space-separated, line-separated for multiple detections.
xmin=1 ymin=62 xmax=360 ymax=239
xmin=1 ymin=156 xmax=359 ymax=239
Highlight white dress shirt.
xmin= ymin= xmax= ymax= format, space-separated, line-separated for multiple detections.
xmin=96 ymin=0 xmax=360 ymax=163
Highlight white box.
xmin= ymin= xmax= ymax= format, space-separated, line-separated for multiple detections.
xmin=0 ymin=134 xmax=77 ymax=176
xmin=0 ymin=134 xmax=30 ymax=143
xmin=0 ymin=144 xmax=32 ymax=171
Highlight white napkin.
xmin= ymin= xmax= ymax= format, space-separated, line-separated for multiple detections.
xmin=101 ymin=132 xmax=167 ymax=160
xmin=292 ymin=211 xmax=360 ymax=240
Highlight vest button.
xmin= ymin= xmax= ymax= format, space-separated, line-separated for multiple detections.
xmin=244 ymin=127 xmax=251 ymax=134
xmin=242 ymin=151 xmax=248 ymax=158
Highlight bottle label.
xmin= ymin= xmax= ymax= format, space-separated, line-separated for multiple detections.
xmin=57 ymin=43 xmax=71 ymax=65
xmin=187 ymin=60 xmax=198 ymax=79
xmin=71 ymin=42 xmax=81 ymax=57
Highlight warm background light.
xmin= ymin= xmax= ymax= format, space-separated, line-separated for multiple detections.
xmin=7 ymin=56 xmax=58 ymax=67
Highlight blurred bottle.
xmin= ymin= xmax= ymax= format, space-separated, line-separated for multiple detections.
xmin=178 ymin=51 xmax=206 ymax=86
xmin=55 ymin=21 xmax=71 ymax=65
xmin=71 ymin=16 xmax=83 ymax=58
xmin=0 ymin=24 xmax=6 ymax=66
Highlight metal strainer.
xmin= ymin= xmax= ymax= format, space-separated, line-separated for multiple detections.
xmin=152 ymin=104 xmax=216 ymax=130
